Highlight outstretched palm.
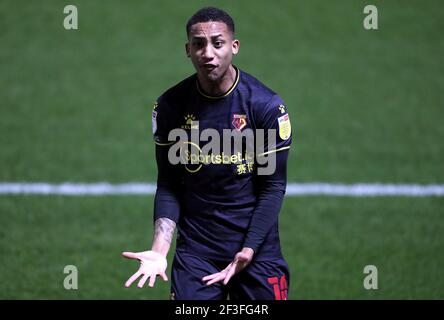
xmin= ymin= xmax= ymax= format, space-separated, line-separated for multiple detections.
xmin=122 ymin=251 xmax=168 ymax=288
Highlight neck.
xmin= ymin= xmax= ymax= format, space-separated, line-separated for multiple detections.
xmin=197 ymin=65 xmax=236 ymax=97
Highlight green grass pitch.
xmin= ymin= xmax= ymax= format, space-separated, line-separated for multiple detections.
xmin=1 ymin=0 xmax=443 ymax=299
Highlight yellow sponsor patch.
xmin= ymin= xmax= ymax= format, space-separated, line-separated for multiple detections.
xmin=278 ymin=114 xmax=291 ymax=140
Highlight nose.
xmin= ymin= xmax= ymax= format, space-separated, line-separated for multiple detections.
xmin=202 ymin=43 xmax=215 ymax=60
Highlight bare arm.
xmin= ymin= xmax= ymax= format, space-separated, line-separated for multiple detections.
xmin=151 ymin=217 xmax=176 ymax=257
xmin=122 ymin=98 xmax=181 ymax=288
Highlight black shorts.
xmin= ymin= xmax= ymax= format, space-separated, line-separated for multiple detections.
xmin=171 ymin=250 xmax=290 ymax=300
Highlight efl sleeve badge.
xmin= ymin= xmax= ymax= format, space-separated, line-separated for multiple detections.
xmin=277 ymin=114 xmax=291 ymax=140
xmin=152 ymin=110 xmax=158 ymax=135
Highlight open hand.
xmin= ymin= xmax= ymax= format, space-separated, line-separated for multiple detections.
xmin=122 ymin=250 xmax=168 ymax=288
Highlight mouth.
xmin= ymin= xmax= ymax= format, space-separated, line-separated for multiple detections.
xmin=201 ymin=63 xmax=218 ymax=72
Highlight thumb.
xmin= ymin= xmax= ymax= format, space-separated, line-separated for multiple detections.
xmin=122 ymin=251 xmax=140 ymax=260
xmin=233 ymin=253 xmax=251 ymax=270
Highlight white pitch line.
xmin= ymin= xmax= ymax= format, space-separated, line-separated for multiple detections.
xmin=0 ymin=183 xmax=156 ymax=195
xmin=0 ymin=183 xmax=444 ymax=196
xmin=285 ymin=183 xmax=444 ymax=196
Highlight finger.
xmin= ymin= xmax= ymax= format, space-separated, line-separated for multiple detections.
xmin=202 ymin=262 xmax=232 ymax=282
xmin=122 ymin=252 xmax=139 ymax=260
xmin=125 ymin=271 xmax=142 ymax=288
xmin=137 ymin=274 xmax=150 ymax=288
xmin=205 ymin=273 xmax=226 ymax=286
xmin=223 ymin=265 xmax=237 ymax=285
xmin=159 ymin=271 xmax=168 ymax=282
xmin=148 ymin=273 xmax=157 ymax=287
xmin=202 ymin=272 xmax=221 ymax=282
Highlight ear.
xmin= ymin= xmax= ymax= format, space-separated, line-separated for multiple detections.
xmin=185 ymin=43 xmax=190 ymax=57
xmin=232 ymin=39 xmax=240 ymax=55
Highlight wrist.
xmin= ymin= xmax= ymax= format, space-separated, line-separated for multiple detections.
xmin=241 ymin=247 xmax=255 ymax=258
xmin=151 ymin=241 xmax=169 ymax=258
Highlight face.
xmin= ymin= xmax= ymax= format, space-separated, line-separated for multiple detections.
xmin=186 ymin=21 xmax=239 ymax=82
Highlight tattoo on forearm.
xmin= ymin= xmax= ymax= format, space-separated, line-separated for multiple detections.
xmin=154 ymin=218 xmax=176 ymax=244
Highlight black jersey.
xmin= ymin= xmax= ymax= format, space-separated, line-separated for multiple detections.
xmin=153 ymin=67 xmax=292 ymax=261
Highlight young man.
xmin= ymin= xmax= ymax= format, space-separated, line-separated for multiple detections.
xmin=122 ymin=7 xmax=292 ymax=300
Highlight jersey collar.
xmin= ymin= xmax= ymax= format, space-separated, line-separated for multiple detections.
xmin=196 ymin=66 xmax=240 ymax=99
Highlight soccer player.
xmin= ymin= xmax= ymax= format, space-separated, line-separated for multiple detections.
xmin=122 ymin=7 xmax=292 ymax=300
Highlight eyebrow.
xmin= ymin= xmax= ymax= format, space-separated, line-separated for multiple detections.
xmin=191 ymin=34 xmax=224 ymax=40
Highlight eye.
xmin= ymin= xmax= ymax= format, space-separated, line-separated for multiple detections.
xmin=214 ymin=40 xmax=224 ymax=48
xmin=192 ymin=40 xmax=205 ymax=48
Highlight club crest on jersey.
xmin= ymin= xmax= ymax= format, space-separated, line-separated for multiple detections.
xmin=232 ymin=114 xmax=247 ymax=131
xmin=278 ymin=114 xmax=291 ymax=140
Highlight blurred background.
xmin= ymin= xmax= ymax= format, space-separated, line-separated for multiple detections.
xmin=0 ymin=0 xmax=443 ymax=299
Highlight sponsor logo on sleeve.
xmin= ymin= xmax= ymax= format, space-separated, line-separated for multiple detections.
xmin=152 ymin=110 xmax=158 ymax=134
xmin=277 ymin=114 xmax=291 ymax=140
